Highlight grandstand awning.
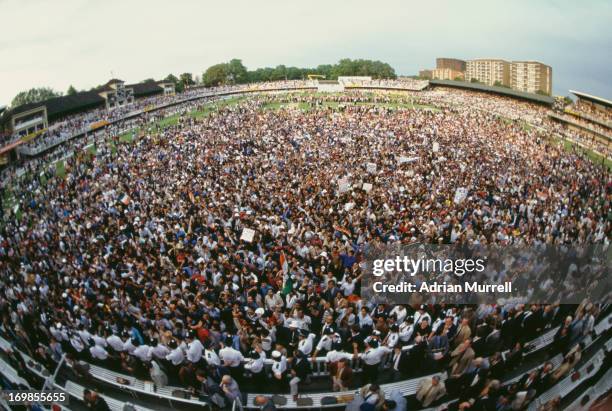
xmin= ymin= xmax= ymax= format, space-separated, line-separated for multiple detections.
xmin=570 ymin=90 xmax=612 ymax=109
xmin=3 ymin=80 xmax=168 ymax=125
xmin=430 ymin=80 xmax=555 ymax=105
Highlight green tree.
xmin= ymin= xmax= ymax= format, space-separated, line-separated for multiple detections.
xmin=203 ymin=58 xmax=397 ymax=86
xmin=227 ymin=59 xmax=248 ymax=84
xmin=202 ymin=63 xmax=230 ymax=87
xmin=492 ymin=81 xmax=510 ymax=89
xmin=172 ymin=73 xmax=195 ymax=93
xmin=271 ymin=65 xmax=287 ymax=81
xmin=164 ymin=74 xmax=179 ymax=83
xmin=329 ymin=58 xmax=396 ymax=79
xmin=179 ymin=73 xmax=195 ymax=86
xmin=11 ymin=87 xmax=62 ymax=108
xmin=66 ymin=85 xmax=77 ymax=95
xmin=315 ymin=64 xmax=333 ymax=78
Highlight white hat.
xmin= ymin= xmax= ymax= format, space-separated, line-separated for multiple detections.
xmin=272 ymin=350 xmax=282 ymax=359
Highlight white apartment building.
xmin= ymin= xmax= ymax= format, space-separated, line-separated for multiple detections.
xmin=511 ymin=61 xmax=552 ymax=95
xmin=465 ymin=59 xmax=511 ymax=87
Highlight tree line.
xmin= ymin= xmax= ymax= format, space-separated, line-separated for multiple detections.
xmin=200 ymin=58 xmax=397 ymax=87
xmin=8 ymin=58 xmax=396 ymax=108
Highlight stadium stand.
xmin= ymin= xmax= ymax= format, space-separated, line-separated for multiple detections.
xmin=2 ymin=310 xmax=609 ymax=410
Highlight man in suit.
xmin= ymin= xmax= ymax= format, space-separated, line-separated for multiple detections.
xmin=83 ymin=389 xmax=110 ymax=411
xmin=535 ymin=362 xmax=554 ymax=393
xmin=390 ymin=346 xmax=409 ymax=379
xmin=332 ymin=358 xmax=353 ymax=391
xmin=449 ymin=339 xmax=475 ymax=378
xmin=482 ymin=324 xmax=502 ymax=356
xmin=289 ymin=351 xmax=311 ymax=400
xmin=452 ymin=318 xmax=471 ymax=348
xmin=428 ymin=327 xmax=450 ymax=365
xmin=415 ymin=375 xmax=446 ymax=407
xmin=517 ymin=369 xmax=540 ymax=393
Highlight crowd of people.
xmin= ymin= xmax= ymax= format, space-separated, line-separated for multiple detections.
xmin=570 ymin=100 xmax=612 ymax=124
xmin=339 ymin=78 xmax=429 ymax=91
xmin=3 ymin=79 xmax=610 ymax=169
xmin=0 ymin=91 xmax=609 ymax=411
xmin=3 ymin=82 xmax=315 ymax=155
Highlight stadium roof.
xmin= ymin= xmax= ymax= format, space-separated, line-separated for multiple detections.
xmin=2 ymin=80 xmax=168 ymax=124
xmin=569 ymin=90 xmax=612 ymax=108
xmin=430 ymin=80 xmax=555 ymax=105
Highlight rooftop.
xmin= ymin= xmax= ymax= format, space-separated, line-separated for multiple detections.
xmin=2 ymin=79 xmax=168 ymax=125
xmin=570 ymin=90 xmax=612 ymax=109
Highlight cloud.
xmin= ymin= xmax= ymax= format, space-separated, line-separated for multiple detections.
xmin=0 ymin=0 xmax=610 ymax=103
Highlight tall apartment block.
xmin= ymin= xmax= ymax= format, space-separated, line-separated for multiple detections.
xmin=465 ymin=59 xmax=511 ymax=87
xmin=510 ymin=61 xmax=552 ymax=95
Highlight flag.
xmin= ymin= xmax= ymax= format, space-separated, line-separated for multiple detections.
xmin=280 ymin=251 xmax=289 ymax=274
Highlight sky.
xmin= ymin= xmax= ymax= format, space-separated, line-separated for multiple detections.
xmin=1 ymin=0 xmax=611 ymax=105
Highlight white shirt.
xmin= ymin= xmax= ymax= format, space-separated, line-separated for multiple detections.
xmin=123 ymin=339 xmax=137 ymax=355
xmin=340 ymin=278 xmax=357 ymax=296
xmin=298 ymin=334 xmax=316 ymax=355
xmin=399 ymin=323 xmax=414 ymax=342
xmin=414 ymin=311 xmax=431 ymax=326
xmin=90 ymin=345 xmax=109 ymax=360
xmin=166 ymin=347 xmax=185 ymax=366
xmin=272 ymin=356 xmax=287 ymax=377
xmin=92 ymin=334 xmax=108 ymax=347
xmin=390 ymin=306 xmax=408 ymax=324
xmin=245 ymin=351 xmax=266 ymax=373
xmin=386 ymin=332 xmax=399 ymax=348
xmin=50 ymin=326 xmax=68 ymax=342
xmin=151 ymin=344 xmax=170 ymax=360
xmin=204 ymin=349 xmax=221 ymax=366
xmin=361 ymin=346 xmax=391 ymax=365
xmin=326 ymin=350 xmax=353 ymax=363
xmin=70 ymin=335 xmax=85 ymax=352
xmin=261 ymin=336 xmax=273 ymax=352
xmin=133 ymin=345 xmax=152 ymax=362
xmin=316 ymin=334 xmax=340 ymax=353
xmin=186 ymin=339 xmax=204 ymax=363
xmin=219 ymin=346 xmax=244 ymax=367
xmin=107 ymin=335 xmax=125 ymax=352
xmin=78 ymin=330 xmax=92 ymax=345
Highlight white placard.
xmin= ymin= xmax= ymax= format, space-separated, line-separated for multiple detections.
xmin=338 ymin=177 xmax=351 ymax=193
xmin=240 ymin=228 xmax=256 ymax=243
xmin=432 ymin=142 xmax=439 ymax=153
xmin=344 ymin=202 xmax=355 ymax=212
xmin=453 ymin=187 xmax=469 ymax=204
xmin=362 ymin=183 xmax=373 ymax=193
xmin=366 ymin=162 xmax=377 ymax=173
xmin=398 ymin=156 xmax=419 ymax=164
